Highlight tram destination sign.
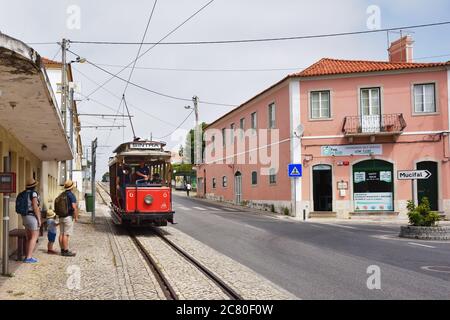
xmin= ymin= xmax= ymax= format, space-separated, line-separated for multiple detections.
xmin=130 ymin=142 xmax=161 ymax=150
xmin=397 ymin=170 xmax=432 ymax=180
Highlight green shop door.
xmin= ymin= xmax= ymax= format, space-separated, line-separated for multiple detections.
xmin=353 ymin=160 xmax=394 ymax=211
xmin=416 ymin=161 xmax=438 ymax=211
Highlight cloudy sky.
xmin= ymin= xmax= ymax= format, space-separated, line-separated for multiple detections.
xmin=1 ymin=0 xmax=450 ymax=174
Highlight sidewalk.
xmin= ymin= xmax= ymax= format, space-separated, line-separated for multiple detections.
xmin=0 ymin=205 xmax=163 ymax=300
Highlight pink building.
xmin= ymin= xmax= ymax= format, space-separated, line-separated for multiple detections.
xmin=197 ymin=37 xmax=450 ymax=220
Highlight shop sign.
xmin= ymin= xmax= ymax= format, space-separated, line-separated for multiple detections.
xmin=354 ymin=192 xmax=393 ymax=211
xmin=321 ymin=144 xmax=382 ymax=157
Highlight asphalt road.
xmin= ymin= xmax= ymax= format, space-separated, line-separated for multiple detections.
xmin=171 ymin=194 xmax=450 ymax=300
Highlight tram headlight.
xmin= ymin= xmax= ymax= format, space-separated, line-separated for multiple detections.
xmin=144 ymin=195 xmax=154 ymax=205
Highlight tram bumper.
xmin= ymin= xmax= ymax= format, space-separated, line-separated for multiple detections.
xmin=121 ymin=212 xmax=175 ymax=225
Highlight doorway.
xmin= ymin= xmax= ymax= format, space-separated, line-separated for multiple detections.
xmin=234 ymin=172 xmax=242 ymax=205
xmin=417 ymin=161 xmax=438 ymax=211
xmin=313 ymin=165 xmax=333 ymax=211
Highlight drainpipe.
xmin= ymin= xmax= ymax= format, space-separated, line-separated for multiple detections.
xmin=2 ymin=155 xmax=11 ymax=275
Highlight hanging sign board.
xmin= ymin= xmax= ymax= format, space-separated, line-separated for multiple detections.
xmin=0 ymin=173 xmax=16 ymax=193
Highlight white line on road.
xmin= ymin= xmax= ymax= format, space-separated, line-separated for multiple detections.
xmin=177 ymin=206 xmax=191 ymax=211
xmin=206 ymin=207 xmax=220 ymax=211
xmin=408 ymin=242 xmax=436 ymax=249
xmin=193 ymin=206 xmax=207 ymax=211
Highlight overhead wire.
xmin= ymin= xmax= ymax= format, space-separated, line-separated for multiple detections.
xmin=69 ymin=21 xmax=450 ymax=46
xmin=80 ymin=0 xmax=216 ymax=100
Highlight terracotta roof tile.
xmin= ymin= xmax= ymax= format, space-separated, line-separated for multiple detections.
xmin=292 ymin=58 xmax=450 ymax=77
xmin=41 ymin=57 xmax=62 ymax=67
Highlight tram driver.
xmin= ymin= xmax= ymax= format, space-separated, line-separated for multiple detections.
xmin=136 ymin=161 xmax=150 ymax=185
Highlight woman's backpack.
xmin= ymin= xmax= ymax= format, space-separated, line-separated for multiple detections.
xmin=54 ymin=192 xmax=69 ymax=218
xmin=16 ymin=190 xmax=31 ymax=216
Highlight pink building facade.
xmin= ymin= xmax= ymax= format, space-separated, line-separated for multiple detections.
xmin=197 ymin=38 xmax=450 ymax=220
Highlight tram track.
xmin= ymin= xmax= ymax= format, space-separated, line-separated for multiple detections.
xmin=96 ymin=182 xmax=243 ymax=300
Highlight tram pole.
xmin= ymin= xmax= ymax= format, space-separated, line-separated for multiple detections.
xmin=2 ymin=156 xmax=11 ymax=275
xmin=192 ymin=96 xmax=201 ymax=165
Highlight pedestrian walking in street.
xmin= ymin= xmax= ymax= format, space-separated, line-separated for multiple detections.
xmin=46 ymin=209 xmax=59 ymax=254
xmin=186 ymin=182 xmax=192 ymax=197
xmin=15 ymin=178 xmax=42 ymax=263
xmin=54 ymin=180 xmax=78 ymax=257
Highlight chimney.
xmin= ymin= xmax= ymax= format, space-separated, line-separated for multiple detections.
xmin=388 ymin=35 xmax=414 ymax=63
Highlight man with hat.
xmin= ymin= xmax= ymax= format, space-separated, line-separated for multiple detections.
xmin=58 ymin=180 xmax=78 ymax=257
xmin=22 ymin=178 xmax=42 ymax=263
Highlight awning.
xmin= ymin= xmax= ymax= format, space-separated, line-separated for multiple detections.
xmin=0 ymin=33 xmax=72 ymax=161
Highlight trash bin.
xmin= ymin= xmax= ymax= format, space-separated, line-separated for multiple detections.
xmin=85 ymin=193 xmax=94 ymax=212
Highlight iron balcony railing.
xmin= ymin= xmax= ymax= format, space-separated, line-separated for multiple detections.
xmin=342 ymin=113 xmax=407 ymax=136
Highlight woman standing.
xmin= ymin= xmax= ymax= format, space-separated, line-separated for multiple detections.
xmin=22 ymin=178 xmax=42 ymax=263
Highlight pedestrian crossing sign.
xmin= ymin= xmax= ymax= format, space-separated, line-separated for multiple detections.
xmin=288 ymin=164 xmax=303 ymax=178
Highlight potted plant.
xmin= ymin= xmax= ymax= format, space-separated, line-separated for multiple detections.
xmin=399 ymin=197 xmax=450 ymax=240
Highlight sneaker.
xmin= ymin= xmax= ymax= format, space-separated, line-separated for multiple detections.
xmin=23 ymin=257 xmax=38 ymax=263
xmin=61 ymin=250 xmax=76 ymax=257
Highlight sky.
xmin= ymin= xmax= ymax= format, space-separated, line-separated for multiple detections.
xmin=1 ymin=0 xmax=450 ymax=175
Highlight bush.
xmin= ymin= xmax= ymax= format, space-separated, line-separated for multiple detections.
xmin=282 ymin=207 xmax=290 ymax=216
xmin=407 ymin=197 xmax=440 ymax=227
xmin=270 ymin=204 xmax=276 ymax=213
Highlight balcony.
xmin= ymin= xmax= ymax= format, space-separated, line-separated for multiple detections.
xmin=342 ymin=114 xmax=407 ymax=142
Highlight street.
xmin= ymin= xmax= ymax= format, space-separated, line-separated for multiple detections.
xmin=172 ymin=194 xmax=450 ymax=299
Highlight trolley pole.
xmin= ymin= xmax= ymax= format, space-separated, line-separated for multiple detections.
xmin=2 ymin=156 xmax=11 ymax=275
xmin=69 ymin=87 xmax=74 ymax=180
xmin=91 ymin=138 xmax=97 ymax=223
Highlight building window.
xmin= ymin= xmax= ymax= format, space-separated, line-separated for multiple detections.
xmin=212 ymin=178 xmax=217 ymax=189
xmin=360 ymin=88 xmax=380 ymax=116
xmin=414 ymin=83 xmax=436 ymax=113
xmin=222 ymin=128 xmax=226 ymax=146
xmin=230 ymin=123 xmax=235 ymax=144
xmin=268 ymin=103 xmax=276 ymax=128
xmin=251 ymin=171 xmax=258 ymax=185
xmin=239 ymin=118 xmax=245 ymax=139
xmin=269 ymin=169 xmax=277 ymax=184
xmin=211 ymin=135 xmax=216 ymax=152
xmin=251 ymin=112 xmax=257 ymax=132
xmin=222 ymin=176 xmax=228 ymax=187
xmin=310 ymin=91 xmax=330 ymax=119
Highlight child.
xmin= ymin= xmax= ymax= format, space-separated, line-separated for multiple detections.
xmin=46 ymin=209 xmax=59 ymax=254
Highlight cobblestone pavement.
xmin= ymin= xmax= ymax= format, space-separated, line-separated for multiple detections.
xmin=134 ymin=232 xmax=229 ymax=300
xmin=160 ymin=226 xmax=297 ymax=300
xmin=0 ymin=205 xmax=164 ymax=300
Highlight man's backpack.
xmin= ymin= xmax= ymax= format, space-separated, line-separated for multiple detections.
xmin=16 ymin=190 xmax=31 ymax=216
xmin=54 ymin=192 xmax=69 ymax=218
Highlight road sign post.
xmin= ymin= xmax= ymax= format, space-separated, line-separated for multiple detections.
xmin=397 ymin=170 xmax=432 ymax=206
xmin=288 ymin=164 xmax=303 ymax=219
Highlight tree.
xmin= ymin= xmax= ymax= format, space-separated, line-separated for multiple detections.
xmin=184 ymin=122 xmax=208 ymax=164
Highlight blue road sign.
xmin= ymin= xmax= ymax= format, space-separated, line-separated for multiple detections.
xmin=288 ymin=164 xmax=303 ymax=178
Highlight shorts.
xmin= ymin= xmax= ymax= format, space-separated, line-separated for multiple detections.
xmin=47 ymin=231 xmax=57 ymax=243
xmin=60 ymin=216 xmax=74 ymax=236
xmin=22 ymin=215 xmax=39 ymax=231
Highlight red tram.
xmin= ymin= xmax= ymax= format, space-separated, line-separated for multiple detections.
xmin=108 ymin=140 xmax=174 ymax=226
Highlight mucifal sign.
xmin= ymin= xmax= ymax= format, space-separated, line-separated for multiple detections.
xmin=397 ymin=170 xmax=432 ymax=180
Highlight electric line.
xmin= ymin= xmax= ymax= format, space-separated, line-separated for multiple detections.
xmin=156 ymin=109 xmax=194 ymax=140
xmin=94 ymin=63 xmax=304 ymax=72
xmin=72 ymin=65 xmax=180 ymax=127
xmin=113 ymin=0 xmax=159 ymax=142
xmin=69 ymin=21 xmax=450 ymax=46
xmin=68 ymin=48 xmax=236 ymax=107
xmin=82 ymin=0 xmax=216 ymax=100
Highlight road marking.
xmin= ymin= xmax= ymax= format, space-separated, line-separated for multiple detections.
xmin=421 ymin=266 xmax=450 ymax=274
xmin=223 ymin=207 xmax=238 ymax=212
xmin=193 ymin=206 xmax=207 ymax=211
xmin=177 ymin=206 xmax=191 ymax=211
xmin=408 ymin=242 xmax=436 ymax=249
xmin=206 ymin=206 xmax=220 ymax=211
